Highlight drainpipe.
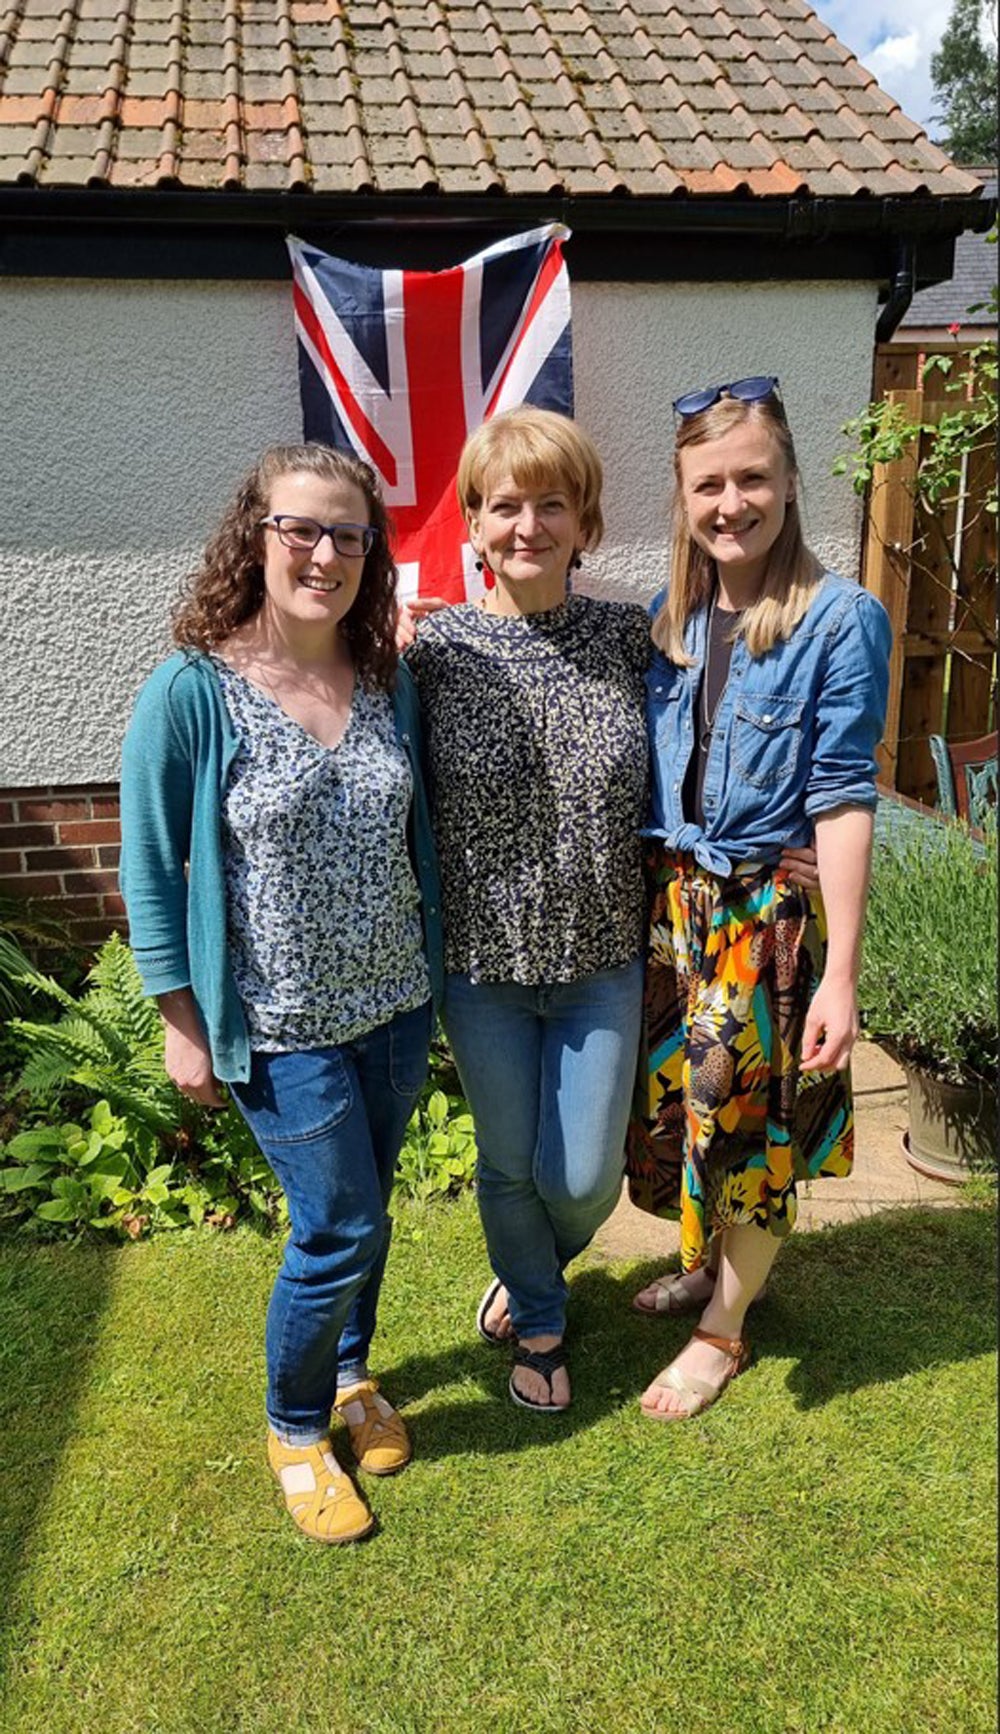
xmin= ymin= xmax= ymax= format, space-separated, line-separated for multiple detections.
xmin=875 ymin=240 xmax=916 ymax=343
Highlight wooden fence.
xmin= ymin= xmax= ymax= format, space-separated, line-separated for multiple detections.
xmin=863 ymin=344 xmax=997 ymax=804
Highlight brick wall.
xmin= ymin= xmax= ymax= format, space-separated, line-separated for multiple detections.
xmin=0 ymin=783 xmax=126 ymax=947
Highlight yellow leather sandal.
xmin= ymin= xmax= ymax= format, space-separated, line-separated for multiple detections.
xmin=334 ymin=1377 xmax=412 ymax=1475
xmin=266 ymin=1430 xmax=374 ymax=1542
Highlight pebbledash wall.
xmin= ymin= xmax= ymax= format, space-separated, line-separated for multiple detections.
xmin=0 ymin=274 xmax=875 ymax=939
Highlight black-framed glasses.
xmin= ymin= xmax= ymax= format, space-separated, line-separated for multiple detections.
xmin=672 ymin=376 xmax=782 ymax=421
xmin=260 ymin=515 xmax=378 ymax=557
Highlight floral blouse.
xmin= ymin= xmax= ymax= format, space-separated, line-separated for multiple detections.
xmin=405 ymin=594 xmax=651 ymax=984
xmin=214 ymin=663 xmax=430 ymax=1051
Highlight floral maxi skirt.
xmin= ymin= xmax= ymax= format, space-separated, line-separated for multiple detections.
xmin=625 ymin=847 xmax=854 ymax=1271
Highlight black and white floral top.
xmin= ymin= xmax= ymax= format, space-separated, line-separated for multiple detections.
xmin=405 ymin=594 xmax=651 ymax=984
xmin=214 ymin=664 xmax=430 ymax=1051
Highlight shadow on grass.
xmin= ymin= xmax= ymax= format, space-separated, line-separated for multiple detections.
xmin=606 ymin=1204 xmax=996 ymax=1413
xmin=391 ymin=1205 xmax=996 ymax=1454
xmin=0 ymin=1240 xmax=118 ymax=1680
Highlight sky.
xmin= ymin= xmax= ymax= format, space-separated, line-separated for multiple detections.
xmin=820 ymin=0 xmax=961 ymax=136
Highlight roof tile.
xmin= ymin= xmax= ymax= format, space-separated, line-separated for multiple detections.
xmin=0 ymin=0 xmax=982 ymax=201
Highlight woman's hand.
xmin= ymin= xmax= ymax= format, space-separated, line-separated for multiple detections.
xmin=800 ymin=973 xmax=859 ymax=1072
xmin=158 ymin=989 xmax=227 ymax=1108
xmin=779 ymin=843 xmax=818 ymax=890
xmin=395 ymin=596 xmax=450 ymax=652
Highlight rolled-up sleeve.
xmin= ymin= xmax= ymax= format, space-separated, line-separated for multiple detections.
xmin=805 ymin=589 xmax=892 ymax=817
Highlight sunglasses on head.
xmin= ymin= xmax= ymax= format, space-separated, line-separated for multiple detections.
xmin=672 ymin=376 xmax=782 ymax=421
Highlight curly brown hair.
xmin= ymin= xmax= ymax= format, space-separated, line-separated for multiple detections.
xmin=172 ymin=444 xmax=400 ymax=689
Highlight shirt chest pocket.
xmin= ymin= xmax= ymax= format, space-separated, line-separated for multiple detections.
xmin=731 ymin=695 xmax=806 ymax=789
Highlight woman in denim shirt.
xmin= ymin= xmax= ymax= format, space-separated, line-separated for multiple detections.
xmin=626 ymin=381 xmax=891 ymax=1421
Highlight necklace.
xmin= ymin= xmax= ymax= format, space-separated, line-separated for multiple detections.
xmin=699 ymin=591 xmax=742 ymax=750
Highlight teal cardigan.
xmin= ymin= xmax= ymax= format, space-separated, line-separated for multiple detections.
xmin=119 ymin=651 xmax=444 ymax=1083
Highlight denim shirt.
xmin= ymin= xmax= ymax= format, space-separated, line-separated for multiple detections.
xmin=644 ymin=572 xmax=892 ymax=874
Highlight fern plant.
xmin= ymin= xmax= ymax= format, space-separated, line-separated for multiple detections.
xmin=0 ymin=892 xmax=77 ymax=1017
xmin=10 ymin=933 xmax=193 ymax=1140
xmin=3 ymin=934 xmax=286 ymax=1237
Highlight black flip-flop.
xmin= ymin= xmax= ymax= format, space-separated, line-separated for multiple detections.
xmin=475 ymin=1277 xmax=509 ymax=1346
xmin=508 ymin=1342 xmax=570 ymax=1414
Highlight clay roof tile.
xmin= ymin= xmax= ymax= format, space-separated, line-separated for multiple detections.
xmin=0 ymin=0 xmax=982 ymax=198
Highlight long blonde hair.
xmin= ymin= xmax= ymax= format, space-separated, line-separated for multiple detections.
xmin=652 ymin=395 xmax=822 ymax=664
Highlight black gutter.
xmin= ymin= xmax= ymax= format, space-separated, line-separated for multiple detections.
xmin=0 ymin=186 xmax=994 ymax=239
xmin=875 ymin=240 xmax=917 ymax=343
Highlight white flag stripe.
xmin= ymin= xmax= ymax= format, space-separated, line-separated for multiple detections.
xmin=289 ymin=241 xmax=417 ymax=505
xmin=492 ymin=273 xmax=571 ymax=417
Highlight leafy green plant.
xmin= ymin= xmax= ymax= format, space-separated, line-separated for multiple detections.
xmin=394 ymin=1086 xmax=477 ymax=1203
xmin=2 ymin=934 xmax=285 ymax=1238
xmin=0 ymin=1092 xmax=286 ymax=1240
xmin=860 ymin=820 xmax=998 ymax=1086
xmin=8 ymin=932 xmax=191 ymax=1140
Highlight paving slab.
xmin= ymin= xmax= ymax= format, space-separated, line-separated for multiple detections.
xmin=593 ymin=1040 xmax=959 ymax=1265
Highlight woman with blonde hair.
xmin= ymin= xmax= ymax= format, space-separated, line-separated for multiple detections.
xmin=627 ymin=378 xmax=891 ymax=1419
xmin=121 ymin=443 xmax=442 ymax=1540
xmin=406 ymin=406 xmax=651 ymax=1413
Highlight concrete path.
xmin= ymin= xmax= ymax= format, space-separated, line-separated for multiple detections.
xmin=594 ymin=1040 xmax=958 ymax=1264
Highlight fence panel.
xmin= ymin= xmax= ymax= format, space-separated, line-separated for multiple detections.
xmin=864 ymin=345 xmax=997 ymax=801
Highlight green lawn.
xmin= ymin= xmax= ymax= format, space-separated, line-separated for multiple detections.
xmin=1 ymin=1196 xmax=995 ymax=1734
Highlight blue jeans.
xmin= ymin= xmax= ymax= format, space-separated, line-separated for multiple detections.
xmin=230 ymin=999 xmax=432 ymax=1445
xmin=443 ymin=958 xmax=643 ymax=1339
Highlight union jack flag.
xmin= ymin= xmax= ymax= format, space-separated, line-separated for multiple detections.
xmin=286 ymin=225 xmax=573 ymax=603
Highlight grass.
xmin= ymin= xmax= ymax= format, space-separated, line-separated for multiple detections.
xmin=0 ymin=1195 xmax=996 ymax=1734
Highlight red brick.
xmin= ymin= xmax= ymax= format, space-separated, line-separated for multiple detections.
xmin=0 ymin=851 xmax=22 ymax=875
xmin=24 ymin=847 xmax=97 ymax=871
xmin=0 ymin=824 xmax=57 ymax=847
xmin=91 ymin=798 xmax=121 ymax=819
xmin=0 ymin=803 xmax=14 ymax=823
xmin=61 ymin=869 xmax=119 ymax=896
xmin=17 ymin=798 xmax=91 ymax=822
xmin=71 ymin=920 xmax=128 ymax=946
xmin=0 ymin=874 xmax=62 ymax=897
xmin=102 ymin=892 xmax=127 ymax=917
xmin=97 ymin=845 xmax=121 ymax=868
xmin=58 ymin=820 xmax=122 ymax=844
xmin=58 ymin=895 xmax=104 ymax=917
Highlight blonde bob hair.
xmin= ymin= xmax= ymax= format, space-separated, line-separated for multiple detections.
xmin=652 ymin=394 xmax=822 ymax=664
xmin=457 ymin=406 xmax=604 ymax=549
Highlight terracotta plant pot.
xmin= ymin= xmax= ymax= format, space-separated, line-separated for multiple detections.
xmin=902 ymin=1065 xmax=998 ymax=1184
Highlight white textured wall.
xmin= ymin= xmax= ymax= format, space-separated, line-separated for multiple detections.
xmin=0 ymin=274 xmax=877 ymax=785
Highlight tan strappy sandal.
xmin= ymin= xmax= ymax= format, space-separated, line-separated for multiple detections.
xmin=640 ymin=1327 xmax=752 ymax=1422
xmin=334 ymin=1377 xmax=412 ymax=1475
xmin=632 ymin=1270 xmax=768 ymax=1317
xmin=267 ymin=1431 xmax=374 ymax=1542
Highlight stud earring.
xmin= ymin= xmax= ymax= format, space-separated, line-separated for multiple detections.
xmin=572 ymin=555 xmax=583 ymax=571
xmin=474 ymin=559 xmax=484 ymax=572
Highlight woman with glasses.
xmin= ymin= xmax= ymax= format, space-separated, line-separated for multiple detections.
xmin=626 ymin=379 xmax=891 ymax=1420
xmin=120 ymin=444 xmax=442 ymax=1541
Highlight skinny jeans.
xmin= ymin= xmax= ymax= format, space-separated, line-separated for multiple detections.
xmin=230 ymin=999 xmax=432 ymax=1445
xmin=443 ymin=958 xmax=643 ymax=1339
